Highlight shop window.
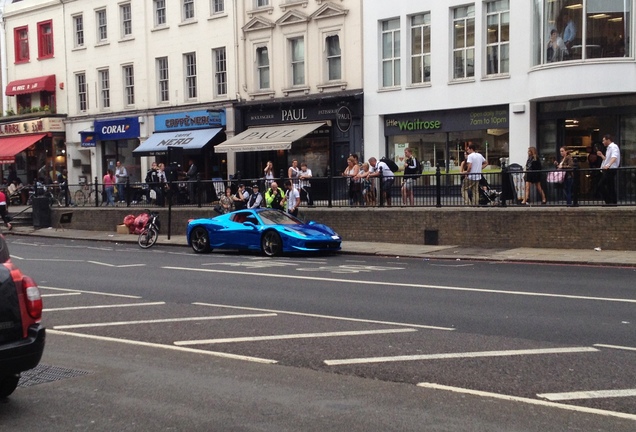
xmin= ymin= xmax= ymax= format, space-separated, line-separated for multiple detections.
xmin=410 ymin=12 xmax=431 ymax=85
xmin=157 ymin=57 xmax=170 ymax=102
xmin=452 ymin=5 xmax=475 ymax=80
xmin=485 ymin=1 xmax=509 ymax=75
xmin=73 ymin=15 xmax=84 ymax=48
xmin=536 ymin=0 xmax=630 ymax=65
xmin=256 ymin=46 xmax=270 ymax=90
xmin=381 ymin=18 xmax=400 ymax=88
xmin=37 ymin=20 xmax=53 ymax=59
xmin=14 ymin=26 xmax=29 ymax=63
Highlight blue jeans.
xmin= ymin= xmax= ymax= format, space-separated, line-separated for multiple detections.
xmin=105 ymin=186 xmax=115 ymax=206
xmin=563 ymin=176 xmax=573 ymax=205
xmin=116 ymin=183 xmax=126 ymax=202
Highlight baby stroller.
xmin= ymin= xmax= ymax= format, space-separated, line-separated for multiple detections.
xmin=478 ymin=176 xmax=501 ymax=206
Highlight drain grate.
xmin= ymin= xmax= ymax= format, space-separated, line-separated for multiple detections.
xmin=18 ymin=364 xmax=92 ymax=388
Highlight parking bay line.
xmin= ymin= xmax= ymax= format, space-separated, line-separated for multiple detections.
xmin=324 ymin=347 xmax=599 ymax=366
xmin=42 ymin=293 xmax=82 ymax=298
xmin=175 ymin=328 xmax=417 ymax=346
xmin=39 ymin=286 xmax=142 ymax=299
xmin=418 ymin=382 xmax=636 ymax=421
xmin=193 ymin=302 xmax=454 ymax=331
xmin=166 ymin=267 xmax=636 ymax=305
xmin=54 ymin=313 xmax=278 ymax=330
xmin=594 ymin=343 xmax=636 ymax=352
xmin=537 ymin=388 xmax=636 ymax=401
xmin=44 ymin=302 xmax=165 ymax=312
xmin=47 ymin=329 xmax=277 ymax=364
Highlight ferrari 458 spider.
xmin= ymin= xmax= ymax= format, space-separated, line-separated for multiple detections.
xmin=187 ymin=208 xmax=341 ymax=256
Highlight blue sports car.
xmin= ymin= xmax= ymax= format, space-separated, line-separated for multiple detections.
xmin=186 ymin=208 xmax=341 ymax=256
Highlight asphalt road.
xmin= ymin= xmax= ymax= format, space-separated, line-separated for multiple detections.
xmin=2 ymin=237 xmax=635 ymax=431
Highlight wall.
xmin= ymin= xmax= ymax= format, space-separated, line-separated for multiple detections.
xmin=50 ymin=207 xmax=636 ymax=251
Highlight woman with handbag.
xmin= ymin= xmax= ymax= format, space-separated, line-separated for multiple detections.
xmin=556 ymin=146 xmax=574 ymax=206
xmin=521 ymin=147 xmax=546 ymax=205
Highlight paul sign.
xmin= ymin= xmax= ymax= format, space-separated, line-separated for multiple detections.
xmin=336 ymin=106 xmax=352 ymax=133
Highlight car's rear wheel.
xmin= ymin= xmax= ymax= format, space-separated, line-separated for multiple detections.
xmin=0 ymin=374 xmax=20 ymax=399
xmin=261 ymin=231 xmax=282 ymax=257
xmin=190 ymin=226 xmax=211 ymax=253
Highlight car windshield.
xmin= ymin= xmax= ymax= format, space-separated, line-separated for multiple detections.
xmin=258 ymin=210 xmax=301 ymax=226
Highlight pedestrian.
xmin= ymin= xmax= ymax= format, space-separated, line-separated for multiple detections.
xmin=218 ymin=187 xmax=234 ymax=214
xmin=0 ymin=189 xmax=12 ymax=230
xmin=368 ymin=157 xmax=394 ymax=206
xmin=233 ymin=184 xmax=248 ymax=210
xmin=555 ymin=146 xmax=575 ymax=206
xmin=596 ymin=134 xmax=620 ymax=205
xmin=461 ymin=144 xmax=487 ymax=206
xmin=288 ymin=159 xmax=300 ymax=187
xmin=185 ymin=159 xmax=198 ymax=204
xmin=265 ymin=181 xmax=284 ymax=210
xmin=115 ymin=160 xmax=128 ymax=204
xmin=343 ymin=156 xmax=361 ymax=205
xmin=156 ymin=163 xmax=168 ymax=207
xmin=247 ymin=183 xmax=263 ymax=209
xmin=57 ymin=168 xmax=71 ymax=206
xmin=283 ymin=179 xmax=300 ymax=217
xmin=264 ymin=161 xmax=275 ymax=188
xmin=103 ymin=169 xmax=116 ymax=206
xmin=521 ymin=147 xmax=546 ymax=205
xmin=358 ymin=162 xmax=376 ymax=206
xmin=401 ymin=148 xmax=418 ymax=206
xmin=145 ymin=162 xmax=159 ymax=203
xmin=298 ymin=162 xmax=313 ymax=206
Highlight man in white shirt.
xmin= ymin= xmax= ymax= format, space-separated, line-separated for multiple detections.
xmin=298 ymin=162 xmax=313 ymax=206
xmin=282 ymin=180 xmax=300 ymax=217
xmin=368 ymin=157 xmax=395 ymax=206
xmin=461 ymin=144 xmax=487 ymax=206
xmin=115 ymin=160 xmax=128 ymax=203
xmin=597 ymin=134 xmax=621 ymax=205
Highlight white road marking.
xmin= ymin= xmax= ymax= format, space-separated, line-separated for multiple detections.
xmin=418 ymin=382 xmax=636 ymax=421
xmin=164 ymin=267 xmax=636 ymax=305
xmin=44 ymin=301 xmax=165 ymax=312
xmin=54 ymin=313 xmax=278 ymax=329
xmin=41 ymin=293 xmax=82 ymax=298
xmin=47 ymin=329 xmax=277 ymax=364
xmin=324 ymin=347 xmax=598 ymax=366
xmin=193 ymin=302 xmax=454 ymax=331
xmin=14 ymin=258 xmax=85 ymax=262
xmin=39 ymin=286 xmax=142 ymax=299
xmin=594 ymin=343 xmax=636 ymax=352
xmin=87 ymin=260 xmax=145 ymax=268
xmin=175 ymin=328 xmax=417 ymax=346
xmin=296 ymin=264 xmax=404 ymax=274
xmin=537 ymin=389 xmax=636 ymax=401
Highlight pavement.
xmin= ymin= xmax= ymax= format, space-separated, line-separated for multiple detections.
xmin=5 ymin=225 xmax=636 ymax=267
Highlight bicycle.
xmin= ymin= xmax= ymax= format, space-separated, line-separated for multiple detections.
xmin=74 ymin=183 xmax=103 ymax=207
xmin=138 ymin=211 xmax=160 ymax=249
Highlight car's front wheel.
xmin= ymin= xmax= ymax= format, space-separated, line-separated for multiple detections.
xmin=261 ymin=231 xmax=282 ymax=257
xmin=190 ymin=226 xmax=211 ymax=253
xmin=0 ymin=374 xmax=20 ymax=399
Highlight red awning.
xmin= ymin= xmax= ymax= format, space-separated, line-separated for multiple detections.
xmin=5 ymin=75 xmax=56 ymax=96
xmin=0 ymin=134 xmax=46 ymax=164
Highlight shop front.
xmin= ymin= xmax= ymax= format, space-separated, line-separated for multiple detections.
xmin=0 ymin=116 xmax=66 ymax=186
xmin=383 ymin=105 xmax=510 ymax=173
xmin=93 ymin=117 xmax=141 ymax=182
xmin=222 ymin=91 xmax=363 ymax=181
xmin=133 ymin=109 xmax=226 ymax=180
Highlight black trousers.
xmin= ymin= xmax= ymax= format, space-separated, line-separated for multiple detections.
xmin=598 ymin=169 xmax=617 ymax=204
xmin=300 ymin=186 xmax=313 ymax=206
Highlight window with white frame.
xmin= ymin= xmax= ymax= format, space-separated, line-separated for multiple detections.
xmin=183 ymin=0 xmax=195 ymax=21
xmin=99 ymin=69 xmax=110 ymax=109
xmin=213 ymin=47 xmax=227 ymax=96
xmin=76 ymin=73 xmax=87 ymax=112
xmin=290 ymin=37 xmax=305 ymax=86
xmin=212 ymin=0 xmax=224 ymax=14
xmin=74 ymin=15 xmax=84 ymax=47
xmin=96 ymin=9 xmax=108 ymax=42
xmin=184 ymin=52 xmax=197 ymax=99
xmin=452 ymin=5 xmax=475 ymax=80
xmin=123 ymin=65 xmax=135 ymax=105
xmin=486 ymin=0 xmax=509 ymax=75
xmin=381 ymin=18 xmax=401 ymax=88
xmin=256 ymin=46 xmax=270 ymax=90
xmin=255 ymin=0 xmax=269 ymax=8
xmin=410 ymin=13 xmax=431 ymax=85
xmin=154 ymin=0 xmax=166 ymax=26
xmin=326 ymin=35 xmax=341 ymax=81
xmin=157 ymin=57 xmax=170 ymax=102
xmin=120 ymin=3 xmax=132 ymax=38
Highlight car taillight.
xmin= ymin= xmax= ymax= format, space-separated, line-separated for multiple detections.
xmin=22 ymin=276 xmax=43 ymax=320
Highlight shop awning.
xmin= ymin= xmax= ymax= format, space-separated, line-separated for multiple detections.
xmin=0 ymin=133 xmax=46 ymax=164
xmin=5 ymin=75 xmax=56 ymax=96
xmin=133 ymin=128 xmax=223 ymax=156
xmin=214 ymin=122 xmax=325 ymax=153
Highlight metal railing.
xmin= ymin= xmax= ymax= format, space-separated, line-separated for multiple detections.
xmin=48 ymin=166 xmax=636 ymax=209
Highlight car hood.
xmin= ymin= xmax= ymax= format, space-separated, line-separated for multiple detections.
xmin=285 ymin=223 xmax=339 ymax=238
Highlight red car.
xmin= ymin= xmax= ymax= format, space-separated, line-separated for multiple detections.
xmin=0 ymin=235 xmax=45 ymax=398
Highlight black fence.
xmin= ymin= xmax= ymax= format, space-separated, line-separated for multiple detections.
xmin=22 ymin=166 xmax=636 ymax=209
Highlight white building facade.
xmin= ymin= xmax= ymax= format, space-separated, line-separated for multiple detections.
xmin=363 ymin=0 xmax=635 ymax=173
